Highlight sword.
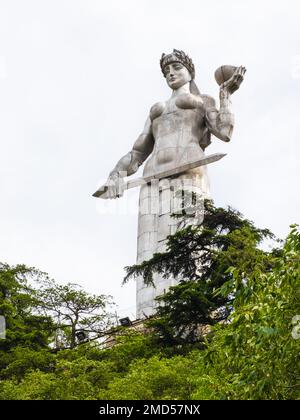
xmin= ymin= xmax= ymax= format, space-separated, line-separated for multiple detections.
xmin=92 ymin=152 xmax=226 ymax=198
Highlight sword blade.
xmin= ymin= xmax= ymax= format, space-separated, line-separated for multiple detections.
xmin=92 ymin=153 xmax=226 ymax=198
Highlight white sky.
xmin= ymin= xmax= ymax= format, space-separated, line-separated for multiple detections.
xmin=0 ymin=0 xmax=299 ymax=319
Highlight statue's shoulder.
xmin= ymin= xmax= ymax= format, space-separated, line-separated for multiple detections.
xmin=149 ymin=101 xmax=166 ymax=121
xmin=200 ymin=94 xmax=217 ymax=109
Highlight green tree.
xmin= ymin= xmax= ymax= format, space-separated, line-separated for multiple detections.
xmin=1 ymin=214 xmax=298 ymax=400
xmin=188 ymin=225 xmax=300 ymax=400
xmin=36 ymin=278 xmax=115 ymax=349
xmin=124 ymin=200 xmax=277 ymax=345
xmin=0 ymin=264 xmax=54 ymax=378
xmin=0 ymin=332 xmax=159 ymax=400
xmin=0 ymin=263 xmax=53 ymax=351
xmin=97 ymin=331 xmax=159 ymax=372
xmin=98 ymin=354 xmax=199 ymax=400
xmin=0 ymin=263 xmax=114 ymax=383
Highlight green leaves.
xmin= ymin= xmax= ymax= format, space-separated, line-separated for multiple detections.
xmin=125 ymin=201 xmax=277 ymax=346
xmin=35 ymin=278 xmax=114 ymax=349
xmin=0 ymin=264 xmax=54 ymax=355
xmin=0 ymin=212 xmax=298 ymax=400
xmin=201 ymin=225 xmax=300 ymax=399
xmin=0 ymin=263 xmax=115 ymax=384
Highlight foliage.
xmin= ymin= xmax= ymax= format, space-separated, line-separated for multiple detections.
xmin=0 ymin=206 xmax=298 ymax=400
xmin=124 ymin=200 xmax=274 ymax=286
xmin=35 ymin=278 xmax=114 ymax=349
xmin=126 ymin=200 xmax=277 ymax=344
xmin=0 ymin=264 xmax=53 ymax=352
xmin=192 ymin=225 xmax=300 ymax=399
xmin=0 ymin=333 xmax=159 ymax=400
xmin=0 ymin=347 xmax=55 ymax=380
xmin=97 ymin=354 xmax=199 ymax=400
xmin=0 ymin=263 xmax=114 ymax=382
xmin=0 ymin=264 xmax=54 ymax=379
xmin=96 ymin=331 xmax=159 ymax=372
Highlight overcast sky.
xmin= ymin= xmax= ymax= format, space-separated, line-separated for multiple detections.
xmin=0 ymin=0 xmax=299 ymax=319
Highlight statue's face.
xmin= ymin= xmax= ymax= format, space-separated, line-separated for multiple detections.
xmin=164 ymin=62 xmax=192 ymax=90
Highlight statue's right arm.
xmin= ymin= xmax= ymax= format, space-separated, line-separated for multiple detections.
xmin=102 ymin=117 xmax=154 ymax=199
xmin=109 ymin=117 xmax=154 ymax=177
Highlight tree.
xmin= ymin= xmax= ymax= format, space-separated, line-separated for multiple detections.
xmin=124 ymin=200 xmax=278 ymax=344
xmin=36 ymin=278 xmax=114 ymax=349
xmin=0 ymin=263 xmax=54 ymax=351
xmin=0 ymin=263 xmax=54 ymax=379
xmin=0 ymin=225 xmax=298 ymax=400
xmin=0 ymin=263 xmax=114 ymax=384
xmin=97 ymin=354 xmax=199 ymax=400
xmin=192 ymin=224 xmax=300 ymax=400
xmin=0 ymin=332 xmax=159 ymax=400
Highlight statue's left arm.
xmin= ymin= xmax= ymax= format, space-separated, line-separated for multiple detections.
xmin=205 ymin=66 xmax=246 ymax=142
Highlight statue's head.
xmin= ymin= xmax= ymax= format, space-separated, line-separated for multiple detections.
xmin=160 ymin=49 xmax=195 ymax=78
xmin=160 ymin=49 xmax=198 ymax=92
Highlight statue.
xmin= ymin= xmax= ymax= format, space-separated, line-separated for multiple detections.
xmin=93 ymin=50 xmax=246 ymax=319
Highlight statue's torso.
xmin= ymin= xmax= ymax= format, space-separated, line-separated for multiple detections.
xmin=137 ymin=94 xmax=212 ymax=320
xmin=143 ymin=93 xmax=207 ymax=177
